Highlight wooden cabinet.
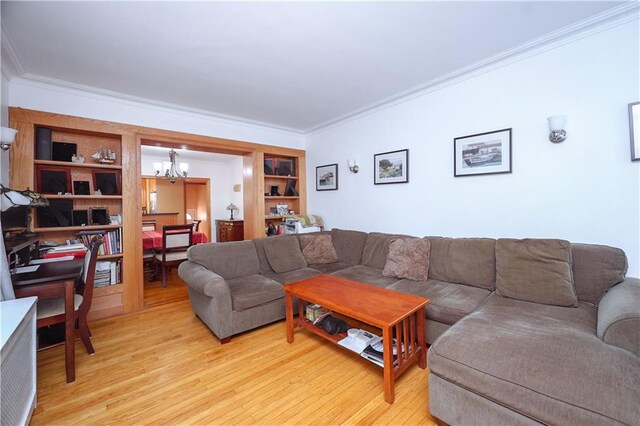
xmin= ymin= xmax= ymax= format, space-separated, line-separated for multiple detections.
xmin=216 ymin=220 xmax=244 ymax=242
xmin=263 ymin=155 xmax=303 ymax=233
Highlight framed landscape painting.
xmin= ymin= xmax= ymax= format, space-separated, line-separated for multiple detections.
xmin=629 ymin=101 xmax=640 ymax=161
xmin=454 ymin=128 xmax=512 ymax=177
xmin=374 ymin=149 xmax=408 ymax=184
xmin=316 ymin=164 xmax=338 ymax=191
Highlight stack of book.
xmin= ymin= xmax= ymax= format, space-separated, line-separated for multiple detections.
xmin=76 ymin=228 xmax=123 ymax=255
xmin=94 ymin=260 xmax=122 ymax=287
xmin=43 ymin=243 xmax=87 ymax=259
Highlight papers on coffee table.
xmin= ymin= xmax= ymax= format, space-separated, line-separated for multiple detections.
xmin=337 ymin=329 xmax=381 ymax=354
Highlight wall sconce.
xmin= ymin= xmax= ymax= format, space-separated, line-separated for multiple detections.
xmin=547 ymin=115 xmax=567 ymax=143
xmin=347 ymin=159 xmax=359 ymax=173
xmin=0 ymin=126 xmax=17 ymax=151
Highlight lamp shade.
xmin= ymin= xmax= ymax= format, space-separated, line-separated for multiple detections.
xmin=0 ymin=127 xmax=17 ymax=144
xmin=547 ymin=115 xmax=566 ymax=131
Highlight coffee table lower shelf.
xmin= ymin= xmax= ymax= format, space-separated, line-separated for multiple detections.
xmin=284 ymin=275 xmax=428 ymax=404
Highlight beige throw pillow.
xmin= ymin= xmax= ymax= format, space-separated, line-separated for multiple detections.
xmin=299 ymin=234 xmax=338 ymax=264
xmin=383 ymin=238 xmax=431 ymax=281
xmin=496 ymin=238 xmax=577 ymax=307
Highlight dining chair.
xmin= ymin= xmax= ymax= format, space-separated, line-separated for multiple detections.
xmin=36 ymin=236 xmax=103 ymax=354
xmin=191 ymin=219 xmax=202 ymax=232
xmin=154 ymin=224 xmax=193 ymax=287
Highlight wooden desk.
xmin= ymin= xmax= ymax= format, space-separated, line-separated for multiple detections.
xmin=12 ymin=258 xmax=84 ymax=383
xmin=284 ymin=275 xmax=428 ymax=404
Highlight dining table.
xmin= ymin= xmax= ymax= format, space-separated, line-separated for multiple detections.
xmin=142 ymin=230 xmax=208 ymax=250
xmin=12 ymin=257 xmax=84 ymax=383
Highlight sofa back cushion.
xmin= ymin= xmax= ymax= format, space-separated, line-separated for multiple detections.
xmin=253 ymin=237 xmax=275 ymax=274
xmin=300 ymin=234 xmax=338 ymax=264
xmin=572 ymin=243 xmax=627 ymax=304
xmin=263 ymin=235 xmax=308 ymax=273
xmin=331 ymin=229 xmax=368 ymax=265
xmin=187 ymin=240 xmax=260 ymax=280
xmin=361 ymin=232 xmax=399 ymax=269
xmin=426 ymin=237 xmax=496 ymax=290
xmin=383 ymin=238 xmax=431 ymax=281
xmin=496 ymin=238 xmax=577 ymax=307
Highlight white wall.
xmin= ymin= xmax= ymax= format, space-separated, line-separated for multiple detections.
xmin=7 ymin=80 xmax=305 ymax=150
xmin=307 ymin=21 xmax=640 ymax=277
xmin=141 ymin=152 xmax=243 ymax=242
xmin=0 ymin=72 xmax=10 ymax=185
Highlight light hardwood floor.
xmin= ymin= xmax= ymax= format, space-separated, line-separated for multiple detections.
xmin=32 ymin=271 xmax=438 ymax=425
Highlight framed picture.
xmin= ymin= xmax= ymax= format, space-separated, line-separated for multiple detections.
xmin=36 ymin=167 xmax=72 ymax=194
xmin=374 ymin=149 xmax=409 ymax=184
xmin=92 ymin=171 xmax=121 ymax=195
xmin=276 ymin=159 xmax=294 ymax=176
xmin=316 ymin=163 xmax=338 ymax=191
xmin=264 ymin=158 xmax=275 ymax=175
xmin=73 ymin=180 xmax=90 ymax=195
xmin=454 ymin=128 xmax=512 ymax=177
xmin=90 ymin=207 xmax=110 ymax=225
xmin=72 ymin=210 xmax=89 ymax=226
xmin=629 ymin=101 xmax=640 ymax=161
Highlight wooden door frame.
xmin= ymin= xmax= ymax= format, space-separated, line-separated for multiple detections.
xmin=183 ymin=177 xmax=212 ymax=240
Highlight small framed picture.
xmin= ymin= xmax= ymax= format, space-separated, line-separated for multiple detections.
xmin=36 ymin=167 xmax=72 ymax=194
xmin=90 ymin=207 xmax=110 ymax=225
xmin=72 ymin=210 xmax=89 ymax=226
xmin=276 ymin=159 xmax=294 ymax=176
xmin=454 ymin=128 xmax=512 ymax=177
xmin=374 ymin=149 xmax=408 ymax=184
xmin=264 ymin=158 xmax=275 ymax=175
xmin=92 ymin=171 xmax=121 ymax=195
xmin=316 ymin=163 xmax=338 ymax=191
xmin=629 ymin=101 xmax=640 ymax=161
xmin=73 ymin=180 xmax=91 ymax=195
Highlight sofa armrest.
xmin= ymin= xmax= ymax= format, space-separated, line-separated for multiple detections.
xmin=597 ymin=277 xmax=640 ymax=356
xmin=178 ymin=261 xmax=231 ymax=301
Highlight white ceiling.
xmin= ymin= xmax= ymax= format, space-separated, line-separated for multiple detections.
xmin=141 ymin=145 xmax=239 ymax=163
xmin=1 ymin=1 xmax=626 ymax=132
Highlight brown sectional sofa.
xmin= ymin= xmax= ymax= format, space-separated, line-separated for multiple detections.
xmin=178 ymin=229 xmax=640 ymax=425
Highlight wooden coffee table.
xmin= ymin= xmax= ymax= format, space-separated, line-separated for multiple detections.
xmin=284 ymin=274 xmax=429 ymax=403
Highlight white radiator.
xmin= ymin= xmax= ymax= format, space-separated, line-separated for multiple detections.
xmin=1 ymin=296 xmax=37 ymax=426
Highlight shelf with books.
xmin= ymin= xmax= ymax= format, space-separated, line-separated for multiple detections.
xmin=44 ymin=194 xmax=123 ymax=200
xmin=33 ymin=224 xmax=121 ymax=233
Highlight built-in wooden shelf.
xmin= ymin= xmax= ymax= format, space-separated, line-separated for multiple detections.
xmin=94 ymin=283 xmax=124 ymax=296
xmin=264 ymin=215 xmax=293 ymax=220
xmin=264 ymin=196 xmax=299 ymax=200
xmin=44 ymin=194 xmax=123 ymax=200
xmin=264 ymin=175 xmax=298 ymax=180
xmin=34 ymin=160 xmax=122 ymax=170
xmin=98 ymin=253 xmax=123 ymax=260
xmin=33 ymin=224 xmax=122 ymax=233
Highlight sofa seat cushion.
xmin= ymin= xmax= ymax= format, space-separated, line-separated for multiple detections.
xmin=308 ymin=262 xmax=351 ymax=274
xmin=265 ymin=267 xmax=321 ymax=285
xmin=428 ymin=294 xmax=640 ymax=425
xmin=496 ymin=238 xmax=577 ymax=307
xmin=263 ymin=236 xmax=307 ymax=273
xmin=226 ymin=274 xmax=284 ymax=311
xmin=331 ymin=265 xmax=400 ymax=288
xmin=388 ymin=279 xmax=490 ymax=325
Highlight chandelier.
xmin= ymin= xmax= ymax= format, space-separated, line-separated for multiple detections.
xmin=153 ymin=149 xmax=188 ymax=184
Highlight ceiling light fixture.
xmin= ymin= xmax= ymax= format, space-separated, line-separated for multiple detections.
xmin=154 ymin=149 xmax=188 ymax=183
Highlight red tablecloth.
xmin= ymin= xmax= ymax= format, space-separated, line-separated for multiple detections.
xmin=142 ymin=230 xmax=208 ymax=250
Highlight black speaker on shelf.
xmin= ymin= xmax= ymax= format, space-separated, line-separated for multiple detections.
xmin=35 ymin=127 xmax=52 ymax=160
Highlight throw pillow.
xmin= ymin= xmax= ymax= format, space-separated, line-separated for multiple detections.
xmin=382 ymin=238 xmax=431 ymax=281
xmin=263 ymin=235 xmax=307 ymax=273
xmin=496 ymin=238 xmax=577 ymax=307
xmin=299 ymin=234 xmax=338 ymax=264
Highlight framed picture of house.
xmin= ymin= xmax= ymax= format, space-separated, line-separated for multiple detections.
xmin=454 ymin=128 xmax=512 ymax=177
xmin=92 ymin=171 xmax=121 ymax=195
xmin=374 ymin=149 xmax=408 ymax=184
xmin=629 ymin=101 xmax=640 ymax=161
xmin=316 ymin=164 xmax=338 ymax=191
xmin=36 ymin=167 xmax=72 ymax=194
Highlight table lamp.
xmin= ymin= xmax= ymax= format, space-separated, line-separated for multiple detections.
xmin=226 ymin=203 xmax=238 ymax=220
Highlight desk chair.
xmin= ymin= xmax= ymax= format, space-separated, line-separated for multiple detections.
xmin=154 ymin=224 xmax=193 ymax=287
xmin=36 ymin=236 xmax=103 ymax=354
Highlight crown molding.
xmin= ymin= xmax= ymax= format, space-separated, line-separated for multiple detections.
xmin=1 ymin=26 xmax=24 ymax=80
xmin=305 ymin=2 xmax=640 ymax=134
